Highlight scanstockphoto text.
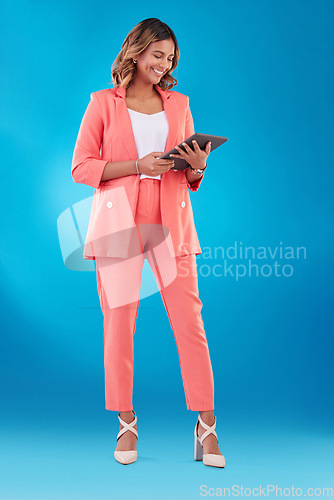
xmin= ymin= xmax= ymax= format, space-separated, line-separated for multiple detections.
xmin=199 ymin=483 xmax=333 ymax=497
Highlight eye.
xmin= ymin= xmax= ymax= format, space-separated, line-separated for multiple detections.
xmin=154 ymin=55 xmax=174 ymax=62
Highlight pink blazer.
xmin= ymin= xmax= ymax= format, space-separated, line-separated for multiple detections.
xmin=71 ymin=84 xmax=205 ymax=260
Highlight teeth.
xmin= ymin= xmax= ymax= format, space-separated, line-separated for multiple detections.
xmin=152 ymin=68 xmax=163 ymax=75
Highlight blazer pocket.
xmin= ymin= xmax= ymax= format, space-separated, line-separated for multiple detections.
xmin=85 ymin=185 xmax=139 ymax=258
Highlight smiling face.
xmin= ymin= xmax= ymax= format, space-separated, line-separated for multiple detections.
xmin=135 ymin=38 xmax=175 ymax=83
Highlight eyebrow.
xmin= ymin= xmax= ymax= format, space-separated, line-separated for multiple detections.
xmin=152 ymin=50 xmax=175 ymax=57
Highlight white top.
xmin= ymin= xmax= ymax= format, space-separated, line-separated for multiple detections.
xmin=127 ymin=108 xmax=169 ymax=180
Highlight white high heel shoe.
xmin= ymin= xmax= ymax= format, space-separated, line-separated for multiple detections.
xmin=114 ymin=410 xmax=138 ymax=465
xmin=194 ymin=414 xmax=226 ymax=468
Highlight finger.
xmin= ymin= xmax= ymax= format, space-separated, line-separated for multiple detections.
xmin=192 ymin=140 xmax=200 ymax=151
xmin=158 ymin=159 xmax=174 ymax=165
xmin=181 ymin=142 xmax=192 ymax=153
xmin=174 ymin=145 xmax=186 ymax=157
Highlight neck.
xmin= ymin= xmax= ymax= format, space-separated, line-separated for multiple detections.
xmin=126 ymin=80 xmax=157 ymax=100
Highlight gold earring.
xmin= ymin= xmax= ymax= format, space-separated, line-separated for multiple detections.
xmin=133 ymin=59 xmax=137 ymax=63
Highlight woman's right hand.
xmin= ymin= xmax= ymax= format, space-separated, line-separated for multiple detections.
xmin=137 ymin=152 xmax=175 ymax=177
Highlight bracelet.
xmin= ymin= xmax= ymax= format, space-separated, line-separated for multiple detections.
xmin=189 ymin=163 xmax=207 ymax=175
xmin=135 ymin=159 xmax=140 ymax=174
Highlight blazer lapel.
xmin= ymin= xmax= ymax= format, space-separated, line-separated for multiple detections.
xmin=114 ymin=84 xmax=178 ymax=159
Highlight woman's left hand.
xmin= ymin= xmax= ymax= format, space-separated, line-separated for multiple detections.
xmin=170 ymin=140 xmax=211 ymax=170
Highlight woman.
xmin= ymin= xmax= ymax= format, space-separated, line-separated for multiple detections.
xmin=71 ymin=18 xmax=225 ymax=468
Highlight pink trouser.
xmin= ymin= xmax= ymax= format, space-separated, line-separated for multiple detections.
xmin=95 ymin=178 xmax=214 ymax=412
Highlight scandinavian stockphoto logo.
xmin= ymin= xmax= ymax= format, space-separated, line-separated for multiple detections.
xmin=194 ymin=241 xmax=307 ymax=280
xmin=57 ymin=194 xmax=307 ymax=307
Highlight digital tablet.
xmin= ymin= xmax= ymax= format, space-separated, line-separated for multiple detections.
xmin=158 ymin=133 xmax=228 ymax=171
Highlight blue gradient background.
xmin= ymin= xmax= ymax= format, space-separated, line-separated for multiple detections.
xmin=1 ymin=0 xmax=333 ymax=498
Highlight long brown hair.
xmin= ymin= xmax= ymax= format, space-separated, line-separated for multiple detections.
xmin=110 ymin=18 xmax=180 ymax=91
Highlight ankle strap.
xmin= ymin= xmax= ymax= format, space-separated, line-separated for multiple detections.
xmin=197 ymin=414 xmax=218 ymax=445
xmin=117 ymin=410 xmax=138 ymax=441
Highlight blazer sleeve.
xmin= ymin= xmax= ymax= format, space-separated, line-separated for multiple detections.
xmin=184 ymin=96 xmax=206 ymax=193
xmin=71 ymin=92 xmax=109 ymax=189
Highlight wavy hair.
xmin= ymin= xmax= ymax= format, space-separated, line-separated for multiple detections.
xmin=110 ymin=18 xmax=180 ymax=91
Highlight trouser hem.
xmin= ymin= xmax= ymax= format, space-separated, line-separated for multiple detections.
xmin=187 ymin=404 xmax=215 ymax=411
xmin=106 ymin=405 xmax=134 ymax=412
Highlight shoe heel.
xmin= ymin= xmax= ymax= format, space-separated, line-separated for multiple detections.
xmin=194 ymin=421 xmax=203 ymax=461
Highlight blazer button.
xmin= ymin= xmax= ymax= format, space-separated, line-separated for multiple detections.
xmin=181 ymin=201 xmax=186 ymax=208
xmin=107 ymin=201 xmax=113 ymax=208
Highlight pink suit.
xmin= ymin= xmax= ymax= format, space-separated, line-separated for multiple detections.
xmin=71 ymin=84 xmax=204 ymax=259
xmin=71 ymin=84 xmax=215 ymax=411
